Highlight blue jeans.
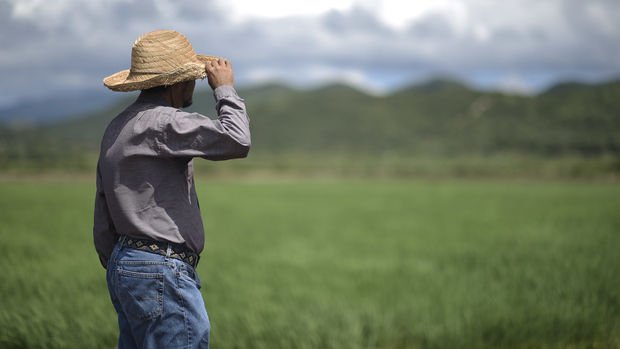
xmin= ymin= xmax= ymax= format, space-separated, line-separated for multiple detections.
xmin=106 ymin=241 xmax=210 ymax=349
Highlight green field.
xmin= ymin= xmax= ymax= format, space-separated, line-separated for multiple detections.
xmin=0 ymin=178 xmax=618 ymax=349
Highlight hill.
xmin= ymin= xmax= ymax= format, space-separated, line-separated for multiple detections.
xmin=0 ymin=89 xmax=121 ymax=125
xmin=1 ymin=78 xmax=619 ymax=176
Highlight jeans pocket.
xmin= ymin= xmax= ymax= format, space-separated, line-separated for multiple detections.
xmin=175 ymin=262 xmax=202 ymax=290
xmin=116 ymin=267 xmax=164 ymax=320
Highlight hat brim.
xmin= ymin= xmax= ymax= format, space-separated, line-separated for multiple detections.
xmin=197 ymin=54 xmax=219 ymax=64
xmin=103 ymin=54 xmax=220 ymax=92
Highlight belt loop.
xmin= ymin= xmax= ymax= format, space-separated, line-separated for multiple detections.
xmin=165 ymin=244 xmax=172 ymax=258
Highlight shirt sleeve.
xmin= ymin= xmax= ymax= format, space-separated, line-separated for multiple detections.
xmin=93 ymin=162 xmax=118 ymax=269
xmin=157 ymin=85 xmax=251 ymax=160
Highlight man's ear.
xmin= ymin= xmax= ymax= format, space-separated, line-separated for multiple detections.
xmin=177 ymin=80 xmax=195 ymax=108
xmin=170 ymin=82 xmax=182 ymax=95
xmin=168 ymin=83 xmax=184 ymax=108
xmin=182 ymin=80 xmax=195 ymax=91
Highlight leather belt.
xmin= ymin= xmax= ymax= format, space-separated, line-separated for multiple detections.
xmin=119 ymin=235 xmax=199 ymax=268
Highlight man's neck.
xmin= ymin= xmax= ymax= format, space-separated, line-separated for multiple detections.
xmin=136 ymin=89 xmax=172 ymax=106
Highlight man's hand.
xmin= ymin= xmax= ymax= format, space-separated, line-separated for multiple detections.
xmin=205 ymin=58 xmax=234 ymax=90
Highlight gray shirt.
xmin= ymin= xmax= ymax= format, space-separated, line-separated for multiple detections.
xmin=93 ymin=85 xmax=251 ymax=268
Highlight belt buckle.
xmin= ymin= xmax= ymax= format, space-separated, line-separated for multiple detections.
xmin=186 ymin=253 xmax=199 ymax=268
xmin=167 ymin=244 xmax=199 ymax=269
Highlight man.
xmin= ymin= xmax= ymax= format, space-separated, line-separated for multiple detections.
xmin=94 ymin=29 xmax=251 ymax=348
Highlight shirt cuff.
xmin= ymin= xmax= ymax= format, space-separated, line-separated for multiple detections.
xmin=214 ymin=85 xmax=241 ymax=100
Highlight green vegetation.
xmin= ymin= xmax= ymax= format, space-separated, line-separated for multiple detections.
xmin=1 ymin=79 xmax=619 ymax=178
xmin=1 ymin=179 xmax=618 ymax=348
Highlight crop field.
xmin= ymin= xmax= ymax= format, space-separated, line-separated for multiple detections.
xmin=0 ymin=178 xmax=618 ymax=349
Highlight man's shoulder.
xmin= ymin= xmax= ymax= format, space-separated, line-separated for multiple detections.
xmin=136 ymin=103 xmax=178 ymax=118
xmin=139 ymin=104 xmax=207 ymax=121
xmin=105 ymin=103 xmax=209 ymax=138
xmin=102 ymin=103 xmax=174 ymax=137
xmin=113 ymin=103 xmax=180 ymax=127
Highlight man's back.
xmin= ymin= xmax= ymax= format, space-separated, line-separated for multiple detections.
xmin=94 ymin=86 xmax=250 ymax=267
xmin=98 ymin=101 xmax=206 ymax=255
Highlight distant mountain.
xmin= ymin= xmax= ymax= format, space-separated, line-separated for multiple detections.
xmin=1 ymin=78 xmax=619 ymax=171
xmin=0 ymin=89 xmax=125 ymax=125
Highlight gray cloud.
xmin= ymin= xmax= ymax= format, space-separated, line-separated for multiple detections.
xmin=1 ymin=0 xmax=620 ymax=105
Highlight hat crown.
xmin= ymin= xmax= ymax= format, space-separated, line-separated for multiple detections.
xmin=103 ymin=29 xmax=214 ymax=92
xmin=130 ymin=30 xmax=199 ymax=74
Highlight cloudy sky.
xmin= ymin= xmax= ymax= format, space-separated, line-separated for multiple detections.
xmin=1 ymin=0 xmax=619 ymax=106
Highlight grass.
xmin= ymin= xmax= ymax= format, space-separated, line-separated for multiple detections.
xmin=0 ymin=178 xmax=618 ymax=348
xmin=2 ymin=153 xmax=619 ymax=181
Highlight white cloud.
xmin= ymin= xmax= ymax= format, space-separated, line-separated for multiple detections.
xmin=220 ymin=0 xmax=353 ymax=21
xmin=245 ymin=64 xmax=377 ymax=92
xmin=1 ymin=0 xmax=620 ymax=105
xmin=496 ymin=73 xmax=537 ymax=95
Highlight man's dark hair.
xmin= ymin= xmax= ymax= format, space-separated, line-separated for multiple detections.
xmin=143 ymin=85 xmax=169 ymax=93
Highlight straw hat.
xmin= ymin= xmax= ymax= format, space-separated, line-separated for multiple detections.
xmin=103 ymin=30 xmax=218 ymax=92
